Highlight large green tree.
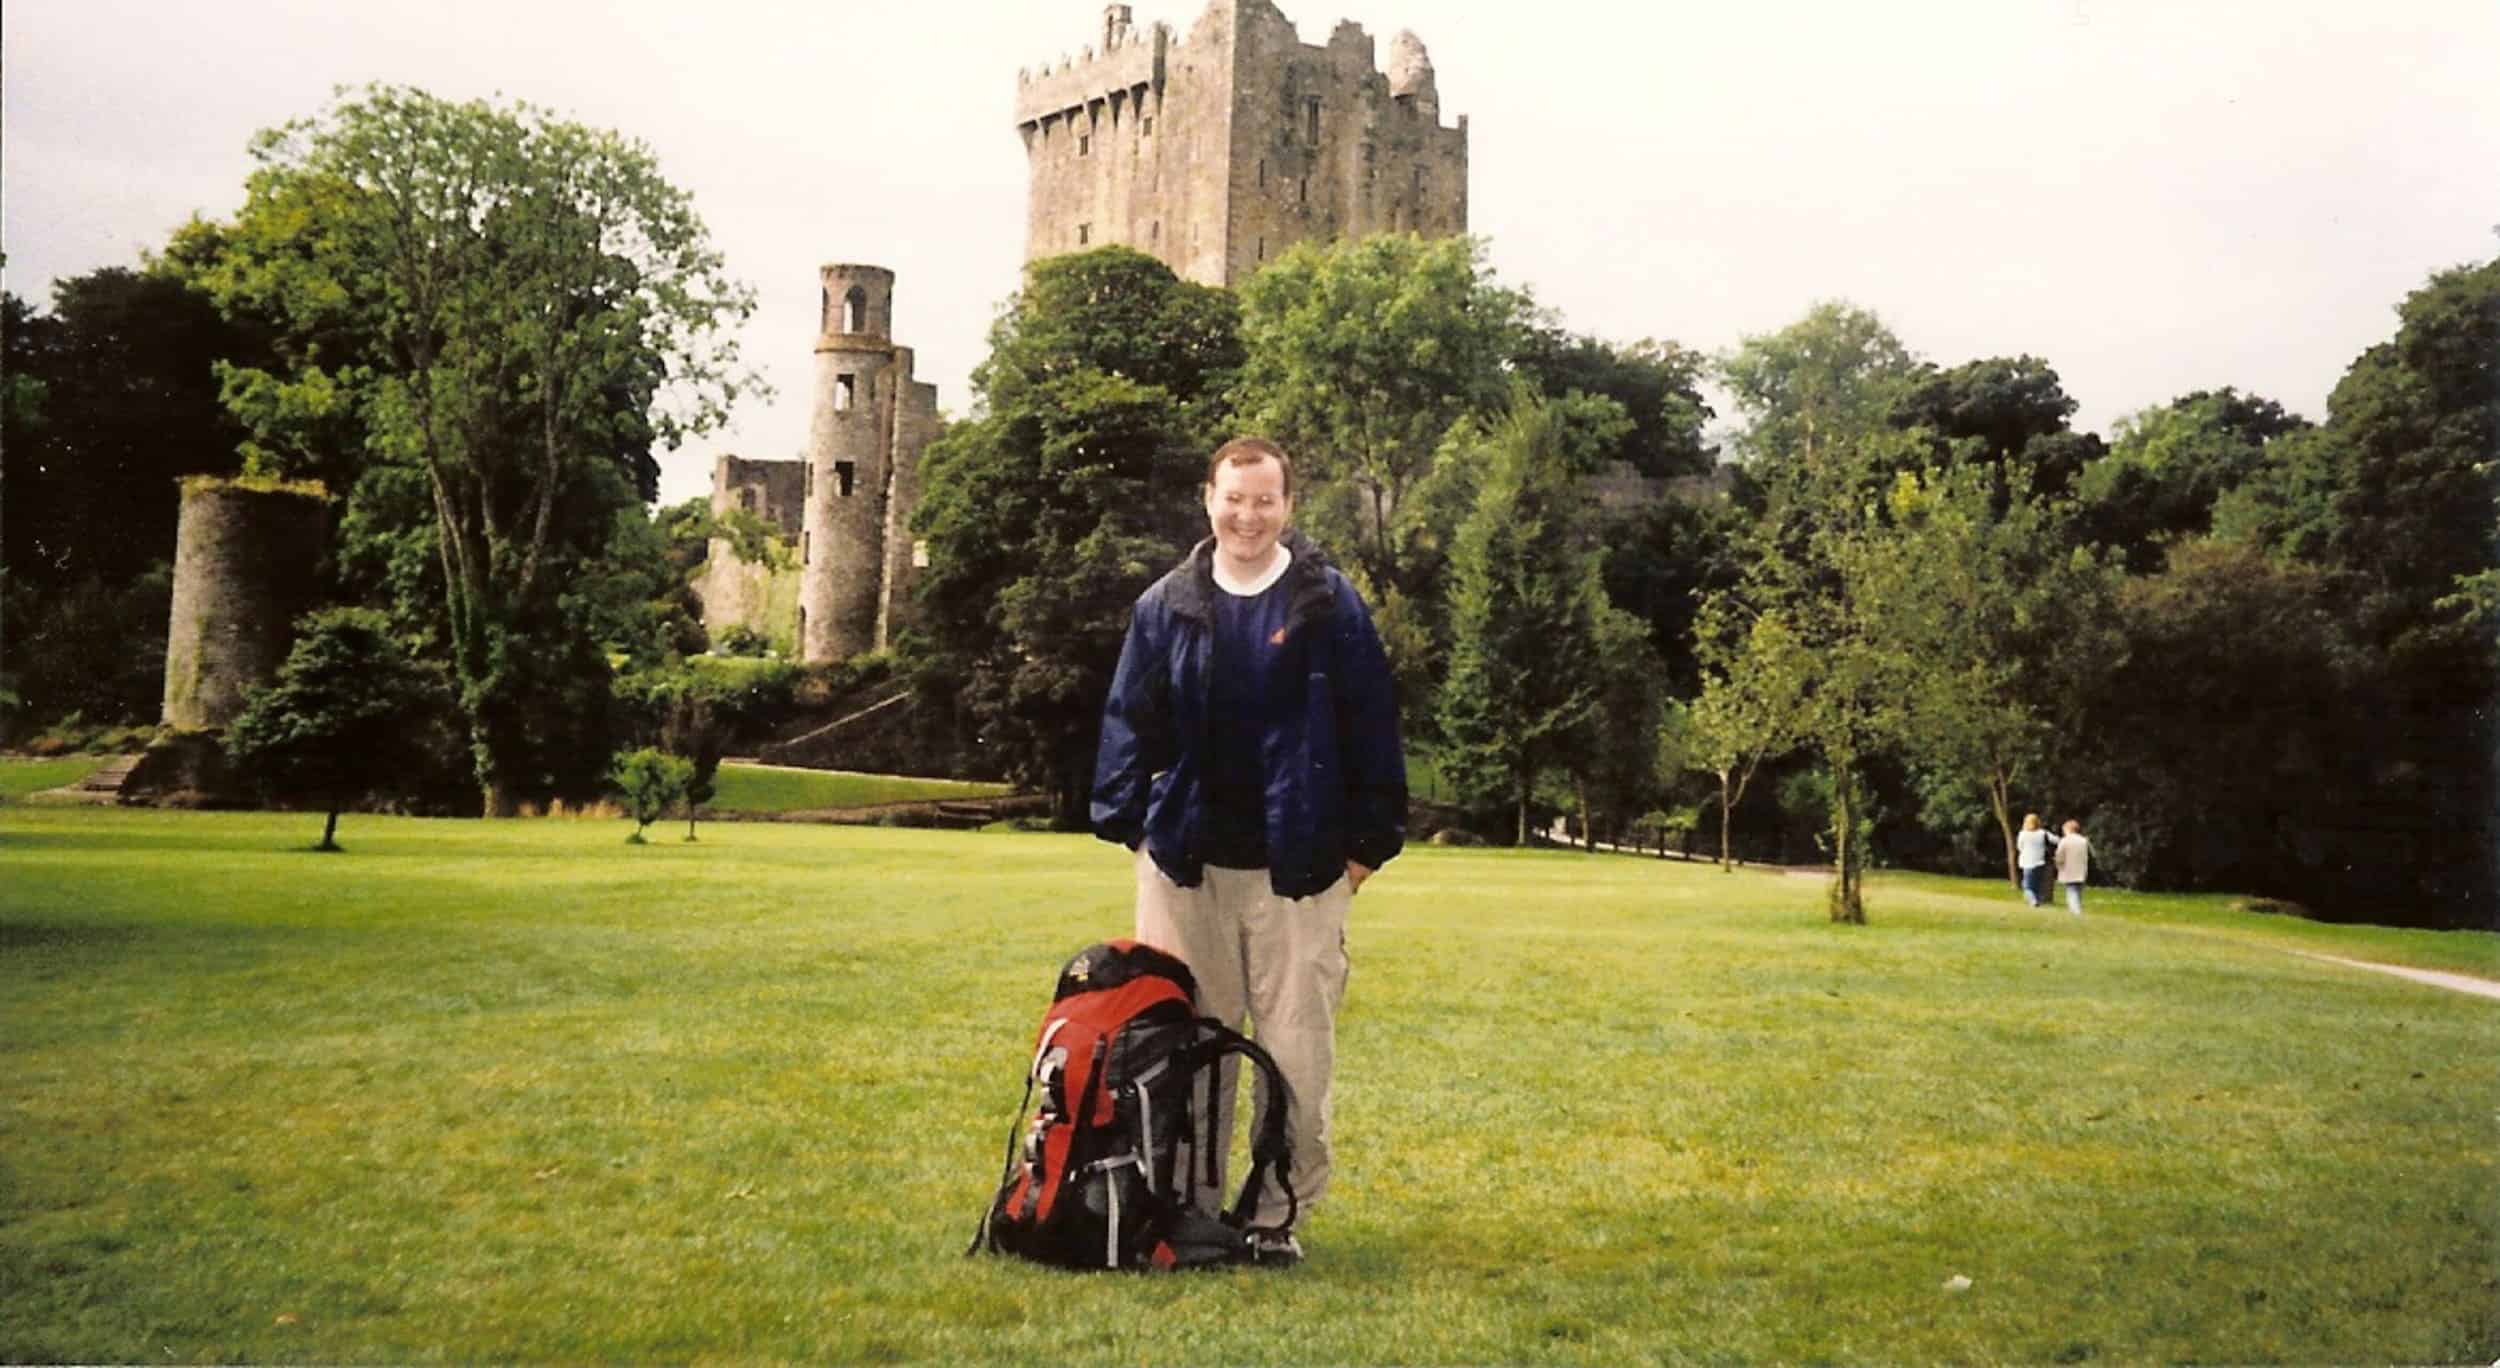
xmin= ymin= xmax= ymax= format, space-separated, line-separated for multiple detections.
xmin=2074 ymin=388 xmax=2308 ymax=572
xmin=173 ymin=86 xmax=756 ymax=814
xmin=910 ymin=247 xmax=1238 ymax=825
xmin=1513 ymin=325 xmax=1715 ymax=478
xmin=1233 ymin=233 xmax=1528 ymax=599
xmin=1853 ymin=463 xmax=2117 ymax=885
xmin=1435 ymin=394 xmax=1616 ymax=844
xmin=1715 ymin=301 xmax=1928 ymax=922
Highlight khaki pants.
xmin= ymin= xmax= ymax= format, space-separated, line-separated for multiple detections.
xmin=1133 ymin=850 xmax=1350 ymax=1231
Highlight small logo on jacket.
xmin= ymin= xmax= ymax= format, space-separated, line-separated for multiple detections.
xmin=1269 ymin=627 xmax=1288 ymax=646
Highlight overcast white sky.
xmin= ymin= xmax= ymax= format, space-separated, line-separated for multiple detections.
xmin=8 ymin=0 xmax=2496 ymax=506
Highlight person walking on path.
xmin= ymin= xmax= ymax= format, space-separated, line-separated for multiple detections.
xmin=1091 ymin=435 xmax=1408 ymax=1267
xmin=2015 ymin=813 xmax=2054 ymax=908
xmin=2054 ymin=817 xmax=2091 ymax=916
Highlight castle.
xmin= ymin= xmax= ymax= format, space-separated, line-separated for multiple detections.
xmin=1017 ymin=1 xmax=1469 ymax=287
xmin=702 ymin=1 xmax=1472 ymax=661
xmin=697 ymin=266 xmax=939 ymax=662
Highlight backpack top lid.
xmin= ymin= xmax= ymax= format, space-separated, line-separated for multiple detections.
xmin=1054 ymin=938 xmax=1199 ymax=1007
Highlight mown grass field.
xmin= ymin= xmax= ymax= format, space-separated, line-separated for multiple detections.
xmin=2 ymin=801 xmax=2493 ymax=1364
xmin=706 ymin=762 xmax=1011 ymax=813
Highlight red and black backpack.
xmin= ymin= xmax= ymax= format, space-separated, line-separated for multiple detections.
xmin=968 ymin=939 xmax=1297 ymax=1270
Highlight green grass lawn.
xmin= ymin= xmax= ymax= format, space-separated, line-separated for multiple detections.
xmin=2 ymin=806 xmax=2493 ymax=1364
xmin=706 ymin=761 xmax=1011 ymax=813
xmin=0 ymin=755 xmax=105 ymax=800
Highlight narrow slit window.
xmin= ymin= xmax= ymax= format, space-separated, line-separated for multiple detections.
xmin=836 ymin=461 xmax=856 ymax=498
xmin=1078 ymin=132 xmax=1092 ymax=157
xmin=803 ymin=530 xmax=811 ymax=566
xmin=1305 ymin=97 xmax=1321 ymax=142
xmin=834 ymin=374 xmax=856 ymax=412
xmin=1078 ymin=223 xmax=1091 ymax=246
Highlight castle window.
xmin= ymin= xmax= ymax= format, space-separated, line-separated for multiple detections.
xmin=836 ymin=461 xmax=856 ymax=498
xmin=1150 ymin=220 xmax=1160 ymax=243
xmin=803 ymin=530 xmax=811 ymax=566
xmin=1078 ymin=223 xmax=1092 ymax=246
xmin=1257 ymin=158 xmax=1266 ymax=188
xmin=1305 ymin=97 xmax=1321 ymax=143
xmin=804 ymin=463 xmax=812 ymax=498
xmin=1078 ymin=132 xmax=1092 ymax=157
xmin=842 ymin=287 xmax=867 ymax=333
xmin=1396 ymin=94 xmax=1417 ymax=122
xmin=834 ymin=374 xmax=856 ymax=412
xmin=798 ymin=605 xmax=806 ymax=643
xmin=1298 ymin=176 xmax=1308 ymax=206
xmin=1141 ymin=115 xmax=1154 ymax=135
xmin=1256 ymin=236 xmax=1264 ymax=263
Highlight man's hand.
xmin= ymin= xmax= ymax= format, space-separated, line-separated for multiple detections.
xmin=1346 ymin=859 xmax=1374 ymax=893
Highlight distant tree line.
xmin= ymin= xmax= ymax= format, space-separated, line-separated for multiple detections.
xmin=3 ymin=82 xmax=2489 ymax=922
xmin=903 ymin=239 xmax=2495 ymax=930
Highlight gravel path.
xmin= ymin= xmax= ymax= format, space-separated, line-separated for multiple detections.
xmin=2292 ymin=951 xmax=2500 ymax=1001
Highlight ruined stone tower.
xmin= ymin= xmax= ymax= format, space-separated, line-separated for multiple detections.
xmin=698 ymin=265 xmax=937 ymax=664
xmin=1016 ymin=0 xmax=1469 ymax=287
xmin=797 ymin=264 xmax=940 ymax=662
xmin=160 ymin=479 xmax=328 ymax=731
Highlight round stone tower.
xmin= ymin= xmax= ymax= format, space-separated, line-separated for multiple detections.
xmin=161 ymin=479 xmax=329 ymax=731
xmin=801 ymin=264 xmax=898 ymax=662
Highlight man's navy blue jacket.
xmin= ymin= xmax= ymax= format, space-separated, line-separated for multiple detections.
xmin=1091 ymin=531 xmax=1407 ymax=899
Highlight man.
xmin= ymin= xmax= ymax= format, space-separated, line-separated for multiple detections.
xmin=1091 ymin=436 xmax=1407 ymax=1267
xmin=2055 ymin=817 xmax=2091 ymax=916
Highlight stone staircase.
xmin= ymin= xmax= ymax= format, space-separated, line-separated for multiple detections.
xmin=65 ymin=754 xmax=143 ymax=802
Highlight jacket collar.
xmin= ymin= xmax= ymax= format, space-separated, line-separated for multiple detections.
xmin=1168 ymin=528 xmax=1337 ymax=627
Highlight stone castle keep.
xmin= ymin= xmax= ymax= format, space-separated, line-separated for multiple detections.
xmin=700 ymin=1 xmax=1471 ymax=661
xmin=1017 ymin=0 xmax=1468 ymax=286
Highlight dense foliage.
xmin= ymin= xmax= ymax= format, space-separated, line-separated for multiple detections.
xmin=169 ymin=85 xmax=756 ymax=814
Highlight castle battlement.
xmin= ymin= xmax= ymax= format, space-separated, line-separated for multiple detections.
xmin=1014 ymin=20 xmax=1169 ymax=125
xmin=1018 ymin=0 xmax=1470 ymax=288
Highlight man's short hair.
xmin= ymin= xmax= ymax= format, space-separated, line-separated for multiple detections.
xmin=1206 ymin=436 xmax=1294 ymax=499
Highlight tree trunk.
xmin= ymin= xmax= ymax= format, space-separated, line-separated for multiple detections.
xmin=483 ymin=780 xmax=516 ymax=819
xmin=1989 ymin=768 xmax=2018 ymax=888
xmin=319 ymin=809 xmax=342 ymax=852
xmin=1575 ymin=777 xmax=1593 ymax=854
xmin=1826 ymin=755 xmax=1866 ymax=924
xmin=1717 ymin=773 xmax=1735 ymax=872
xmin=1515 ymin=784 xmax=1528 ymax=848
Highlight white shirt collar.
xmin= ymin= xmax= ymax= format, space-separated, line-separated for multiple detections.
xmin=1211 ymin=544 xmax=1292 ymax=597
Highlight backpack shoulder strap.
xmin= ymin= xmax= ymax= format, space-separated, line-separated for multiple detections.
xmin=1179 ymin=1020 xmax=1301 ymax=1236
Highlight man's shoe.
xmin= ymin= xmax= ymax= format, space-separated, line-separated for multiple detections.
xmin=1249 ymin=1230 xmax=1304 ymax=1267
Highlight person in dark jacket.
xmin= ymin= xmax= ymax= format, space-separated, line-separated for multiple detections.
xmin=1092 ymin=435 xmax=1406 ymax=1266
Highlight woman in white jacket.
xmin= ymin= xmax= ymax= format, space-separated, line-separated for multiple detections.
xmin=2015 ymin=813 xmax=2053 ymax=907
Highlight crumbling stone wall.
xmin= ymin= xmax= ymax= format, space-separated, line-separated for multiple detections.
xmin=160 ymin=479 xmax=328 ymax=731
xmin=1016 ymin=0 xmax=1470 ymax=288
xmin=696 ymin=453 xmax=806 ymax=648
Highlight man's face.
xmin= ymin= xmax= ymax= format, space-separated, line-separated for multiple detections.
xmin=1204 ymin=455 xmax=1292 ymax=568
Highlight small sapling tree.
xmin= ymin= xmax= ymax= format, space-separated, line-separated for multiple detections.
xmin=610 ymin=747 xmax=692 ymax=844
xmin=225 ymin=608 xmax=446 ymax=851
